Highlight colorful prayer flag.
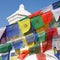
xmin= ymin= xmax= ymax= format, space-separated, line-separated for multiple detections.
xmin=6 ymin=23 xmax=21 ymax=41
xmin=13 ymin=40 xmax=24 ymax=50
xmin=18 ymin=18 xmax=31 ymax=34
xmin=2 ymin=52 xmax=10 ymax=60
xmin=30 ymin=15 xmax=44 ymax=29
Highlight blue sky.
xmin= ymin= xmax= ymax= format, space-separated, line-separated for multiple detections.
xmin=0 ymin=0 xmax=59 ymax=28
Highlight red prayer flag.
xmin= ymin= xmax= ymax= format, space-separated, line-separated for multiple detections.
xmin=36 ymin=53 xmax=46 ymax=60
xmin=41 ymin=11 xmax=53 ymax=24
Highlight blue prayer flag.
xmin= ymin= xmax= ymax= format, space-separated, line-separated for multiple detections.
xmin=52 ymin=0 xmax=60 ymax=9
xmin=2 ymin=52 xmax=10 ymax=60
xmin=26 ymin=34 xmax=36 ymax=44
xmin=6 ymin=23 xmax=20 ymax=37
xmin=13 ymin=40 xmax=24 ymax=50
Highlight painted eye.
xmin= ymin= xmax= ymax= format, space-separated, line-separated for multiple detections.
xmin=24 ymin=24 xmax=28 ymax=27
xmin=36 ymin=20 xmax=39 ymax=24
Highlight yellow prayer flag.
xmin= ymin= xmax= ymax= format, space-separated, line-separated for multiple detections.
xmin=18 ymin=18 xmax=30 ymax=34
xmin=36 ymin=24 xmax=49 ymax=33
xmin=23 ymin=35 xmax=34 ymax=48
xmin=10 ymin=56 xmax=17 ymax=60
xmin=27 ymin=42 xmax=34 ymax=48
xmin=15 ymin=49 xmax=20 ymax=55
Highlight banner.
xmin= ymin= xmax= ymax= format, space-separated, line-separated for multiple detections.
xmin=18 ymin=18 xmax=31 ymax=34
xmin=6 ymin=23 xmax=21 ymax=41
xmin=0 ymin=56 xmax=2 ymax=60
xmin=30 ymin=15 xmax=44 ymax=29
xmin=10 ymin=56 xmax=17 ymax=60
xmin=37 ymin=31 xmax=46 ymax=44
xmin=26 ymin=34 xmax=35 ymax=44
xmin=36 ymin=24 xmax=48 ymax=33
xmin=41 ymin=28 xmax=53 ymax=52
xmin=29 ymin=44 xmax=40 ymax=55
xmin=2 ymin=52 xmax=10 ymax=60
xmin=41 ymin=0 xmax=60 ymax=13
xmin=13 ymin=40 xmax=24 ymax=50
xmin=0 ymin=43 xmax=12 ymax=53
xmin=52 ymin=8 xmax=60 ymax=21
xmin=52 ymin=28 xmax=58 ymax=36
xmin=41 ymin=11 xmax=53 ymax=24
xmin=0 ymin=1 xmax=60 ymax=60
xmin=25 ymin=33 xmax=35 ymax=47
xmin=10 ymin=50 xmax=17 ymax=60
xmin=52 ymin=0 xmax=60 ymax=9
xmin=15 ymin=49 xmax=20 ymax=55
xmin=18 ymin=50 xmax=29 ymax=60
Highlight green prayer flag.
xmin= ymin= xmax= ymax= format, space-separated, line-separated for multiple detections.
xmin=29 ymin=44 xmax=40 ymax=55
xmin=31 ymin=16 xmax=44 ymax=29
xmin=0 ymin=56 xmax=2 ymax=60
xmin=37 ymin=32 xmax=46 ymax=44
xmin=0 ymin=43 xmax=12 ymax=53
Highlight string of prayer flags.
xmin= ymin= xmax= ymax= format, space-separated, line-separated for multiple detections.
xmin=0 ymin=0 xmax=60 ymax=60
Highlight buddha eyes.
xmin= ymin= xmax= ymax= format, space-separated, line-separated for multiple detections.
xmin=24 ymin=24 xmax=28 ymax=27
